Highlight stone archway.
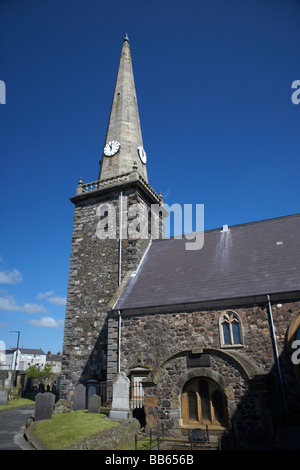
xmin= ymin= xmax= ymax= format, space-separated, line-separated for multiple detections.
xmin=153 ymin=348 xmax=256 ymax=430
xmin=174 ymin=366 xmax=234 ymax=429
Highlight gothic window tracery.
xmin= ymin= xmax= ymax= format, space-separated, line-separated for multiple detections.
xmin=219 ymin=311 xmax=243 ymax=347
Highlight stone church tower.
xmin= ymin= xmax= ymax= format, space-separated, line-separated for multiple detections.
xmin=60 ymin=35 xmax=164 ymax=402
xmin=60 ymin=35 xmax=300 ymax=442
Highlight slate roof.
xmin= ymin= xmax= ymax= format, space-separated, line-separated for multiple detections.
xmin=4 ymin=348 xmax=46 ymax=355
xmin=46 ymin=353 xmax=62 ymax=362
xmin=114 ymin=213 xmax=300 ymax=311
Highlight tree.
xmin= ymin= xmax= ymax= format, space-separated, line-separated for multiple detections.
xmin=41 ymin=363 xmax=53 ymax=383
xmin=26 ymin=364 xmax=40 ymax=380
xmin=26 ymin=363 xmax=53 ymax=386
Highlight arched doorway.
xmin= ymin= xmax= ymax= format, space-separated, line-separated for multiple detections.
xmin=182 ymin=377 xmax=228 ymax=427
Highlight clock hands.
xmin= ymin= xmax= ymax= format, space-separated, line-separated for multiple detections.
xmin=104 ymin=142 xmax=147 ymax=163
xmin=104 ymin=140 xmax=120 ymax=157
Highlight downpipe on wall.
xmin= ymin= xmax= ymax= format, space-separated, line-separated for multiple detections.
xmin=117 ymin=192 xmax=123 ymax=374
xmin=267 ymin=294 xmax=288 ymax=421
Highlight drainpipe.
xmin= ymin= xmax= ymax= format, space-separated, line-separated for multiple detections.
xmin=267 ymin=294 xmax=288 ymax=421
xmin=118 ymin=191 xmax=123 ymax=286
xmin=117 ymin=310 xmax=121 ymax=374
xmin=117 ymin=192 xmax=123 ymax=374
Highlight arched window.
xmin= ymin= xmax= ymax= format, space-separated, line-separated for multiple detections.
xmin=219 ymin=311 xmax=243 ymax=347
xmin=182 ymin=377 xmax=228 ymax=428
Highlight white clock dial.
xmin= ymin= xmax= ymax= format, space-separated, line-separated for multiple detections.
xmin=104 ymin=140 xmax=120 ymax=156
xmin=137 ymin=146 xmax=147 ymax=164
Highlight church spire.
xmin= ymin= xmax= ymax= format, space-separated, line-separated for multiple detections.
xmin=98 ymin=34 xmax=148 ymax=182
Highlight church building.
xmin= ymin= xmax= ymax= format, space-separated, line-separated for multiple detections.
xmin=60 ymin=35 xmax=300 ymax=440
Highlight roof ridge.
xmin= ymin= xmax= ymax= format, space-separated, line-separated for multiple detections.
xmin=150 ymin=212 xmax=300 ymax=243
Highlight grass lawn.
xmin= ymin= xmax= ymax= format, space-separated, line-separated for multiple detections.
xmin=0 ymin=394 xmax=35 ymax=411
xmin=32 ymin=411 xmax=120 ymax=450
xmin=120 ymin=437 xmax=158 ymax=450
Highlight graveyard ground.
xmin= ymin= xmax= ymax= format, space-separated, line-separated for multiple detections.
xmin=0 ymin=394 xmax=35 ymax=411
xmin=31 ymin=410 xmax=120 ymax=450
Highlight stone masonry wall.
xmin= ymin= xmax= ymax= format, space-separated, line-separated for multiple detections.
xmin=115 ymin=300 xmax=300 ymax=434
xmin=68 ymin=418 xmax=140 ymax=450
xmin=60 ymin=185 xmax=162 ymax=402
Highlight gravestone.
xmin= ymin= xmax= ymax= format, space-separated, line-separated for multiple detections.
xmin=189 ymin=428 xmax=207 ymax=444
xmin=87 ymin=379 xmax=98 ymax=398
xmin=74 ymin=383 xmax=86 ymax=411
xmin=88 ymin=394 xmax=101 ymax=413
xmin=25 ymin=377 xmax=32 ymax=393
xmin=0 ymin=371 xmax=8 ymax=388
xmin=0 ymin=389 xmax=8 ymax=405
xmin=35 ymin=392 xmax=55 ymax=421
xmin=109 ymin=372 xmax=132 ymax=421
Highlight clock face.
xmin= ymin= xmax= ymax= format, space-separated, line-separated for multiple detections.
xmin=137 ymin=146 xmax=147 ymax=164
xmin=104 ymin=140 xmax=120 ymax=156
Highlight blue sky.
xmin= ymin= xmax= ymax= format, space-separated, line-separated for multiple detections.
xmin=0 ymin=0 xmax=299 ymax=354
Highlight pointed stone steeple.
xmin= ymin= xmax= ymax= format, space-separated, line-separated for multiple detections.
xmin=98 ymin=34 xmax=148 ymax=182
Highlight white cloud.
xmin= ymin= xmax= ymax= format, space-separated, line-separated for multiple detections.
xmin=0 ymin=297 xmax=21 ymax=311
xmin=0 ymin=269 xmax=23 ymax=285
xmin=0 ymin=296 xmax=47 ymax=314
xmin=47 ymin=296 xmax=67 ymax=306
xmin=36 ymin=291 xmax=54 ymax=300
xmin=28 ymin=316 xmax=63 ymax=328
xmin=22 ymin=303 xmax=48 ymax=314
xmin=36 ymin=291 xmax=66 ymax=306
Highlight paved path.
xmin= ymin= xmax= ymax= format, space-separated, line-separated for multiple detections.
xmin=0 ymin=406 xmax=34 ymax=450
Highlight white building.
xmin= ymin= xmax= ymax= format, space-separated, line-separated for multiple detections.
xmin=46 ymin=351 xmax=62 ymax=374
xmin=0 ymin=347 xmax=47 ymax=371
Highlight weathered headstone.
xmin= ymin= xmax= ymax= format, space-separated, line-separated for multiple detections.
xmin=74 ymin=383 xmax=86 ymax=411
xmin=35 ymin=392 xmax=55 ymax=421
xmin=109 ymin=372 xmax=132 ymax=421
xmin=87 ymin=379 xmax=98 ymax=398
xmin=88 ymin=394 xmax=101 ymax=413
xmin=25 ymin=376 xmax=32 ymax=392
xmin=0 ymin=389 xmax=8 ymax=405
